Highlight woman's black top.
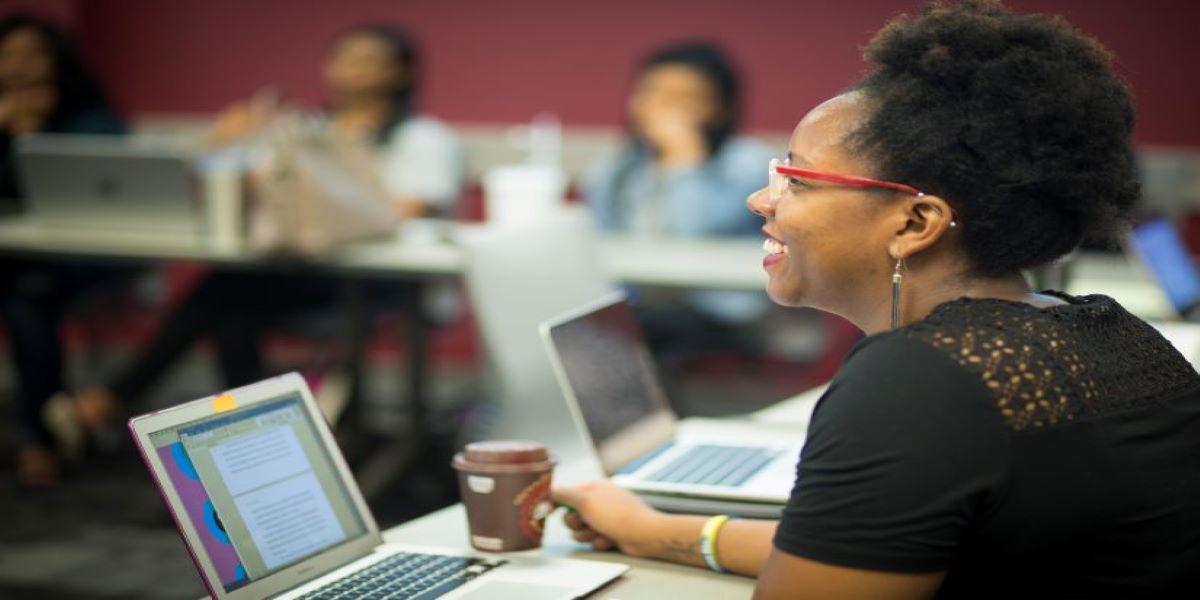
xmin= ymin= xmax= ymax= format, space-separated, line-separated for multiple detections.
xmin=775 ymin=293 xmax=1200 ymax=598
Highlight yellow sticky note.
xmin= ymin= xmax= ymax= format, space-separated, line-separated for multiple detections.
xmin=212 ymin=394 xmax=238 ymax=413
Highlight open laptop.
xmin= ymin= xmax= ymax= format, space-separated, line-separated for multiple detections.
xmin=1127 ymin=218 xmax=1200 ymax=320
xmin=128 ymin=372 xmax=625 ymax=599
xmin=16 ymin=133 xmax=202 ymax=234
xmin=540 ymin=292 xmax=803 ymax=516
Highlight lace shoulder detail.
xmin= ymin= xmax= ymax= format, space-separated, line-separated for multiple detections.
xmin=900 ymin=295 xmax=1198 ymax=432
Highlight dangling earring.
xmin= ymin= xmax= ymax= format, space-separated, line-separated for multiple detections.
xmin=891 ymin=258 xmax=904 ymax=329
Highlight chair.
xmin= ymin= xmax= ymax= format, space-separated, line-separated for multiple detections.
xmin=458 ymin=206 xmax=616 ymax=467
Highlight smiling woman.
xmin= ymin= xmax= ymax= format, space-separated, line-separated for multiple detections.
xmin=552 ymin=1 xmax=1200 ymax=598
xmin=747 ymin=90 xmax=963 ymax=333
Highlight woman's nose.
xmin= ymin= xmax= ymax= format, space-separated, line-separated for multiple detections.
xmin=747 ymin=187 xmax=773 ymax=219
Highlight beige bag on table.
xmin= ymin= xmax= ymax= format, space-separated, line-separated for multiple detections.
xmin=249 ymin=117 xmax=398 ymax=255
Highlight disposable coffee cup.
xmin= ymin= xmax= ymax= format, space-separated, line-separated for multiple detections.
xmin=481 ymin=164 xmax=565 ymax=228
xmin=452 ymin=440 xmax=556 ymax=552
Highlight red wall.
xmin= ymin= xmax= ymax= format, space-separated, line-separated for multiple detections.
xmin=12 ymin=0 xmax=1200 ymax=146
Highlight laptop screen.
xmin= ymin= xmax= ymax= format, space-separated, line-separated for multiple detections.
xmin=546 ymin=297 xmax=675 ymax=472
xmin=147 ymin=393 xmax=367 ymax=593
xmin=1129 ymin=219 xmax=1200 ymax=317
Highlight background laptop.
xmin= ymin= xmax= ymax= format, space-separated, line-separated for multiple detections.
xmin=16 ymin=133 xmax=202 ymax=234
xmin=128 ymin=372 xmax=625 ymax=600
xmin=540 ymin=292 xmax=803 ymax=517
xmin=1128 ymin=218 xmax=1200 ymax=320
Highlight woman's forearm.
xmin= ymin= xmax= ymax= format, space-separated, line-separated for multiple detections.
xmin=625 ymin=514 xmax=778 ymax=577
xmin=719 ymin=519 xmax=779 ymax=576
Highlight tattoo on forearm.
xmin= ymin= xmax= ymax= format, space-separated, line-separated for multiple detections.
xmin=653 ymin=538 xmax=701 ymax=564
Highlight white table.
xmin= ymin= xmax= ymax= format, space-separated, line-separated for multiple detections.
xmin=0 ymin=218 xmax=767 ymax=289
xmin=382 ymin=504 xmax=756 ymax=599
xmin=0 ymin=218 xmax=1168 ymax=303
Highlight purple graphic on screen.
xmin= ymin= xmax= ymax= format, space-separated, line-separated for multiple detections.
xmin=158 ymin=442 xmax=246 ymax=588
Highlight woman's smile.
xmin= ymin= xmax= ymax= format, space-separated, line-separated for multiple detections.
xmin=761 ymin=231 xmax=788 ymax=268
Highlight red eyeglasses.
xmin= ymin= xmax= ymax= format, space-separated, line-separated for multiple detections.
xmin=767 ymin=158 xmax=924 ymax=204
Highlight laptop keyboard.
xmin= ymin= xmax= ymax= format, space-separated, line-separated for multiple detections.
xmin=614 ymin=441 xmax=676 ymax=475
xmin=645 ymin=444 xmax=783 ymax=487
xmin=297 ymin=551 xmax=506 ymax=600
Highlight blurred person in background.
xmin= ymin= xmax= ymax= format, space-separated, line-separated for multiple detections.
xmin=209 ymin=23 xmax=462 ymax=218
xmin=584 ymin=42 xmax=774 ymax=400
xmin=69 ymin=23 xmax=463 ymax=455
xmin=0 ymin=14 xmax=125 ymax=207
xmin=0 ymin=14 xmax=128 ymax=486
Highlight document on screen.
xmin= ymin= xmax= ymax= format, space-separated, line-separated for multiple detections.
xmin=209 ymin=426 xmax=347 ymax=569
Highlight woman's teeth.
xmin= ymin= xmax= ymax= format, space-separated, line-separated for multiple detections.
xmin=763 ymin=238 xmax=788 ymax=255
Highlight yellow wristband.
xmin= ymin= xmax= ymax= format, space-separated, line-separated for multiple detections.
xmin=700 ymin=514 xmax=732 ymax=573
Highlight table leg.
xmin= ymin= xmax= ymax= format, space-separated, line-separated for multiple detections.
xmin=354 ymin=280 xmax=432 ymax=500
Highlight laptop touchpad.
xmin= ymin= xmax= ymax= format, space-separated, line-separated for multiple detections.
xmin=455 ymin=581 xmax=577 ymax=599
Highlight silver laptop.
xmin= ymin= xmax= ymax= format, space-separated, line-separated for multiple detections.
xmin=540 ymin=292 xmax=803 ymax=512
xmin=16 ymin=133 xmax=202 ymax=234
xmin=128 ymin=372 xmax=625 ymax=600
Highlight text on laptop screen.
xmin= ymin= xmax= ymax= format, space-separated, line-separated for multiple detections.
xmin=548 ymin=299 xmax=673 ymax=461
xmin=148 ymin=394 xmax=367 ymax=592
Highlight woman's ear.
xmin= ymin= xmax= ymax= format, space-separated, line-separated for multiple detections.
xmin=888 ymin=194 xmax=955 ymax=260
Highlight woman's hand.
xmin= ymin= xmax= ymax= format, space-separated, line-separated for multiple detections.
xmin=207 ymin=89 xmax=280 ymax=146
xmin=640 ymin=108 xmax=707 ymax=168
xmin=0 ymin=85 xmax=56 ymax=134
xmin=554 ymin=480 xmax=781 ymax=573
xmin=551 ymin=480 xmax=663 ymax=557
xmin=392 ymin=197 xmax=431 ymax=220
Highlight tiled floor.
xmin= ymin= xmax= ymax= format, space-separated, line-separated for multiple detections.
xmin=0 ymin=451 xmax=207 ymax=599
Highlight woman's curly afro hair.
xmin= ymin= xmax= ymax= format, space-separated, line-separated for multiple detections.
xmin=849 ymin=0 xmax=1139 ymax=276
